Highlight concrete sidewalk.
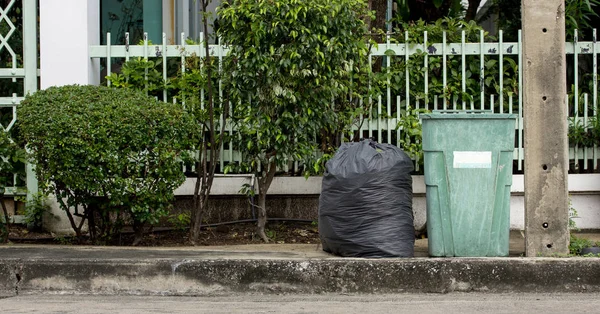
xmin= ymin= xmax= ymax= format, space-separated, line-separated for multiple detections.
xmin=1 ymin=232 xmax=600 ymax=296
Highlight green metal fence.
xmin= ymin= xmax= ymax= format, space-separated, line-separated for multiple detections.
xmin=0 ymin=0 xmax=38 ymax=201
xmin=90 ymin=29 xmax=600 ymax=173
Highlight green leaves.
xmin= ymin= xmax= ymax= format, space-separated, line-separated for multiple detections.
xmin=106 ymin=58 xmax=169 ymax=97
xmin=568 ymin=117 xmax=599 ymax=148
xmin=396 ymin=107 xmax=429 ymax=166
xmin=17 ymin=85 xmax=197 ymax=240
xmin=219 ymin=0 xmax=371 ymax=176
xmin=0 ymin=130 xmax=25 ymax=191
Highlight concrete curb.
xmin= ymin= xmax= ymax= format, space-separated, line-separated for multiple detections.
xmin=2 ymin=256 xmax=600 ymax=295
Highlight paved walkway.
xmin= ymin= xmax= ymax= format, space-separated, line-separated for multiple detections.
xmin=3 ymin=293 xmax=600 ymax=314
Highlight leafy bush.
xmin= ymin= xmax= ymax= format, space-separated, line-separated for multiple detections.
xmin=106 ymin=58 xmax=169 ymax=96
xmin=568 ymin=117 xmax=599 ymax=148
xmin=569 ymin=235 xmax=594 ymax=255
xmin=18 ymin=85 xmax=197 ymax=244
xmin=588 ymin=115 xmax=600 ymax=146
xmin=396 ymin=107 xmax=429 ymax=168
xmin=23 ymin=193 xmax=49 ymax=231
xmin=0 ymin=131 xmax=26 ymax=242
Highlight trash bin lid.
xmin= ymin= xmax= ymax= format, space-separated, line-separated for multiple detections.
xmin=421 ymin=111 xmax=517 ymax=120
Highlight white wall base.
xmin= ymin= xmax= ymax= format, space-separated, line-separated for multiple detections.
xmin=43 ymin=174 xmax=600 ymax=234
xmin=175 ymin=174 xmax=600 ymax=231
xmin=43 ymin=197 xmax=86 ymax=236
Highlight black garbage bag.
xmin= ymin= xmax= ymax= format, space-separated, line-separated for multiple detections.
xmin=319 ymin=139 xmax=415 ymax=257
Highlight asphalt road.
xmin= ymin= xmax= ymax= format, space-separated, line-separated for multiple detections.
xmin=1 ymin=293 xmax=599 ymax=313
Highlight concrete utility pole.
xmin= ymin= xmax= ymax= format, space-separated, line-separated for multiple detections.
xmin=522 ymin=0 xmax=569 ymax=256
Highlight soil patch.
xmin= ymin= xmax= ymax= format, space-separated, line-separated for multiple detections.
xmin=4 ymin=221 xmax=320 ymax=247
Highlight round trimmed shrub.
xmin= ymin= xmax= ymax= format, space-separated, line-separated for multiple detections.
xmin=18 ymin=85 xmax=197 ymax=244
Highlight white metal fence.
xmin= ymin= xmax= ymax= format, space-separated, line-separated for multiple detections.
xmin=89 ymin=30 xmax=600 ymax=174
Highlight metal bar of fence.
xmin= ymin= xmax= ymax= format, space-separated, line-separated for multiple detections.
xmin=405 ymin=31 xmax=409 ymax=112
xmin=162 ymin=33 xmax=167 ymax=103
xmin=200 ymin=32 xmax=205 ymax=110
xmin=571 ymin=96 xmax=578 ymax=168
xmin=0 ymin=68 xmax=25 ymax=78
xmin=575 ymin=30 xmax=579 ymax=122
xmin=387 ymin=39 xmax=392 ymax=145
xmin=378 ymin=95 xmax=382 ymax=143
xmin=453 ymin=94 xmax=457 ymax=111
xmin=584 ymin=93 xmax=588 ymax=170
xmin=396 ymin=95 xmax=401 ymax=147
xmin=106 ymin=33 xmax=111 ymax=87
xmin=480 ymin=29 xmax=485 ymax=111
xmin=518 ymin=30 xmax=523 ymax=171
xmin=143 ymin=32 xmax=149 ymax=95
xmin=592 ymin=29 xmax=599 ymax=169
xmin=370 ymin=42 xmax=524 ymax=56
xmin=218 ymin=36 xmax=225 ymax=172
xmin=387 ymin=33 xmax=391 ymax=143
xmin=574 ymin=30 xmax=579 ymax=172
xmin=461 ymin=31 xmax=466 ymax=109
xmin=0 ymin=96 xmax=23 ymax=106
xmin=181 ymin=32 xmax=186 ymax=108
xmin=91 ymin=41 xmax=552 ymax=60
xmin=369 ymin=47 xmax=373 ymax=139
xmin=424 ymin=31 xmax=428 ymax=107
xmin=125 ymin=33 xmax=130 ymax=62
xmin=499 ymin=30 xmax=504 ymax=112
xmin=443 ymin=31 xmax=447 ymax=108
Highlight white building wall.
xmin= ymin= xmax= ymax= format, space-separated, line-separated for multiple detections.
xmin=39 ymin=0 xmax=101 ymax=234
xmin=40 ymin=0 xmax=100 ymax=88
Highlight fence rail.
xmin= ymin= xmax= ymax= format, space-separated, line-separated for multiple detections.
xmin=89 ymin=30 xmax=600 ymax=173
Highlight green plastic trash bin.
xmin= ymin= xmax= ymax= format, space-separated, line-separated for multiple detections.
xmin=422 ymin=112 xmax=517 ymax=257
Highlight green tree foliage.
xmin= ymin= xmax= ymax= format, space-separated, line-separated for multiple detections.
xmin=219 ymin=0 xmax=372 ymax=241
xmin=483 ymin=0 xmax=600 ymax=41
xmin=395 ymin=0 xmax=465 ymax=23
xmin=17 ymin=85 xmax=197 ymax=244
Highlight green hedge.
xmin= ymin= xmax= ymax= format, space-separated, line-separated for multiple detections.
xmin=18 ymin=85 xmax=197 ymax=244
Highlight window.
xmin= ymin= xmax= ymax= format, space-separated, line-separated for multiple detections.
xmin=100 ymin=0 xmax=220 ymax=45
xmin=101 ymin=0 xmax=161 ymax=45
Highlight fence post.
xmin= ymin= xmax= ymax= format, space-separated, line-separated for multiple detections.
xmin=522 ymin=0 xmax=569 ymax=256
xmin=23 ymin=0 xmax=38 ymax=202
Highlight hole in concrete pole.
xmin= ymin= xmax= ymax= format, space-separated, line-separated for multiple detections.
xmin=542 ymin=222 xmax=548 ymax=228
xmin=547 ymin=244 xmax=553 ymax=248
xmin=542 ymin=164 xmax=548 ymax=170
xmin=542 ymin=28 xmax=547 ymax=33
xmin=542 ymin=96 xmax=547 ymax=101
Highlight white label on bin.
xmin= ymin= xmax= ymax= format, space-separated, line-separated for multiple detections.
xmin=453 ymin=151 xmax=492 ymax=168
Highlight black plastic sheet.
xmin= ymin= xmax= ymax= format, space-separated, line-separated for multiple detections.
xmin=319 ymin=140 xmax=415 ymax=257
